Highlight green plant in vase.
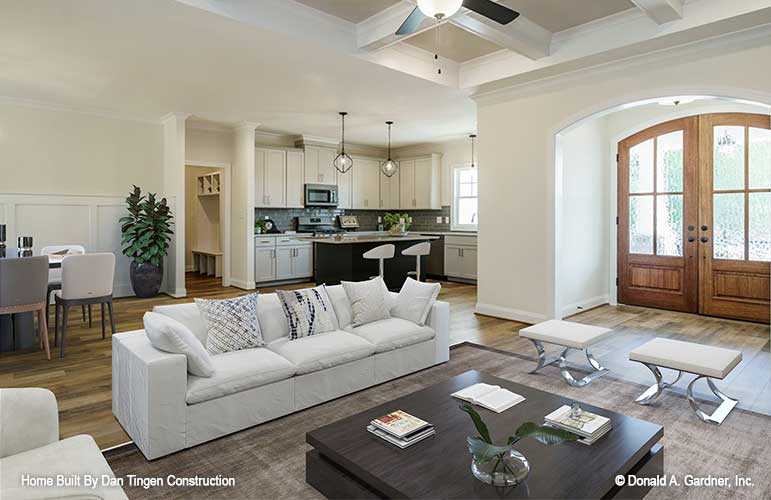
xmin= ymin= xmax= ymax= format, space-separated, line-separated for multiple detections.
xmin=461 ymin=404 xmax=577 ymax=487
xmin=383 ymin=212 xmax=411 ymax=235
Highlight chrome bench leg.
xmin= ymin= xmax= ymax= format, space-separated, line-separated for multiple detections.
xmin=687 ymin=376 xmax=738 ymax=425
xmin=528 ymin=340 xmax=560 ymax=374
xmin=558 ymin=347 xmax=609 ymax=387
xmin=635 ymin=363 xmax=682 ymax=405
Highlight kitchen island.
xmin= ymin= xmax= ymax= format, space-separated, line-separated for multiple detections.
xmin=312 ymin=233 xmax=438 ymax=290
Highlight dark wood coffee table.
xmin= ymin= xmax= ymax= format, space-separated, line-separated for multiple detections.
xmin=306 ymin=370 xmax=663 ymax=500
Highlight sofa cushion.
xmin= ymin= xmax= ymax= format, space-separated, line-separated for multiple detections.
xmin=277 ymin=285 xmax=339 ymax=340
xmin=143 ymin=312 xmax=214 ymax=377
xmin=391 ymin=278 xmax=441 ymax=326
xmin=153 ymin=302 xmax=208 ymax=345
xmin=267 ymin=331 xmax=376 ymax=375
xmin=0 ymin=434 xmax=128 ymax=500
xmin=196 ymin=293 xmax=265 ymax=355
xmin=186 ymin=348 xmax=296 ymax=404
xmin=342 ymin=277 xmax=391 ymax=327
xmin=257 ymin=293 xmax=291 ymax=344
xmin=346 ymin=318 xmax=435 ymax=353
xmin=326 ymin=284 xmax=353 ymax=329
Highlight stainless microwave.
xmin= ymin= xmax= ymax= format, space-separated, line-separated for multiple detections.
xmin=305 ymin=184 xmax=338 ymax=207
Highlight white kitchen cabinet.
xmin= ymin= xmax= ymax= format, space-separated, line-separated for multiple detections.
xmin=304 ymin=146 xmax=337 ymax=185
xmin=285 ymin=149 xmax=305 ymax=208
xmin=256 ymin=236 xmax=314 ymax=283
xmin=398 ymin=154 xmax=440 ymax=210
xmin=379 ymin=167 xmax=400 ymax=209
xmin=353 ymin=158 xmax=380 ymax=209
xmin=444 ymin=234 xmax=477 ymax=281
xmin=337 ymin=167 xmax=353 ymax=209
xmin=275 ymin=246 xmax=294 ymax=280
xmin=254 ymin=246 xmax=276 ymax=282
xmin=255 ymin=148 xmax=286 ymax=208
xmin=293 ymin=246 xmax=313 ymax=278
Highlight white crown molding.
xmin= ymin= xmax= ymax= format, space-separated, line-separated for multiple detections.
xmin=234 ymin=121 xmax=260 ymax=131
xmin=0 ymin=95 xmax=161 ymax=124
xmin=160 ymin=112 xmax=191 ymax=124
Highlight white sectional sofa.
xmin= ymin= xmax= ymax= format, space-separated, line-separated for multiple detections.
xmin=112 ymin=285 xmax=450 ymax=460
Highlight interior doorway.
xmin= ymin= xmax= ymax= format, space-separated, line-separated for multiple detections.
xmin=184 ymin=164 xmax=228 ymax=288
xmin=618 ymin=113 xmax=771 ymax=322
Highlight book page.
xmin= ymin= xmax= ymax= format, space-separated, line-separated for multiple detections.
xmin=452 ymin=383 xmax=499 ymax=403
xmin=478 ymin=389 xmax=523 ymax=412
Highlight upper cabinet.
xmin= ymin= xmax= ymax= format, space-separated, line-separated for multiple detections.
xmin=304 ymin=146 xmax=337 ymax=185
xmin=285 ymin=150 xmax=304 ymax=208
xmin=379 ymin=166 xmax=400 ymax=210
xmin=398 ymin=154 xmax=441 ymax=210
xmin=337 ymin=167 xmax=353 ymax=209
xmin=352 ymin=157 xmax=380 ymax=209
xmin=255 ymin=147 xmax=286 ymax=208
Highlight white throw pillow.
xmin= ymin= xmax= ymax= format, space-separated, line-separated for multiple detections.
xmin=341 ymin=277 xmax=391 ymax=327
xmin=277 ymin=285 xmax=339 ymax=340
xmin=143 ymin=311 xmax=214 ymax=377
xmin=195 ymin=293 xmax=265 ymax=355
xmin=391 ymin=278 xmax=441 ymax=326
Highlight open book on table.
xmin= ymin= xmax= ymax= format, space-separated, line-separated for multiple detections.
xmin=451 ymin=383 xmax=525 ymax=413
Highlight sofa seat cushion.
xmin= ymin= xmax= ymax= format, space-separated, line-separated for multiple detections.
xmin=186 ymin=348 xmax=296 ymax=404
xmin=346 ymin=318 xmax=435 ymax=353
xmin=267 ymin=331 xmax=376 ymax=375
xmin=0 ymin=435 xmax=128 ymax=500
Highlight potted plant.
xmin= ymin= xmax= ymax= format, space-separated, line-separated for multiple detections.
xmin=461 ymin=404 xmax=577 ymax=487
xmin=120 ymin=185 xmax=174 ymax=298
xmin=383 ymin=212 xmax=411 ymax=236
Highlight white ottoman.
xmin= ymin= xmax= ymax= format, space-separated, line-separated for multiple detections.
xmin=519 ymin=319 xmax=613 ymax=387
xmin=630 ymin=338 xmax=742 ymax=425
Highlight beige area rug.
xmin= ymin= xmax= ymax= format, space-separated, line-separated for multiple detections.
xmin=107 ymin=344 xmax=771 ymax=500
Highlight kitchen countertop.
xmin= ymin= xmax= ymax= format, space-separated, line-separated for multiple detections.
xmin=309 ymin=234 xmax=439 ymax=245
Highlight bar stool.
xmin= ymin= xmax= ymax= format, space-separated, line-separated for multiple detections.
xmin=54 ymin=253 xmax=115 ymax=358
xmin=363 ymin=244 xmax=395 ymax=279
xmin=402 ymin=241 xmax=431 ymax=282
xmin=41 ymin=245 xmax=87 ymax=326
xmin=0 ymin=256 xmax=51 ymax=359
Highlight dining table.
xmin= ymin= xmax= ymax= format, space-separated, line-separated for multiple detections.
xmin=0 ymin=248 xmax=63 ymax=352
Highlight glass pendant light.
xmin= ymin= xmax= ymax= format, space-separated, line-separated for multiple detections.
xmin=417 ymin=0 xmax=463 ymax=19
xmin=470 ymin=134 xmax=477 ymax=168
xmin=381 ymin=121 xmax=399 ymax=178
xmin=333 ymin=112 xmax=353 ymax=174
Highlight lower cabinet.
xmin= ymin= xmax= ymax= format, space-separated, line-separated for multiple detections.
xmin=255 ymin=246 xmax=276 ymax=282
xmin=444 ymin=235 xmax=478 ymax=281
xmin=255 ymin=236 xmax=313 ymax=283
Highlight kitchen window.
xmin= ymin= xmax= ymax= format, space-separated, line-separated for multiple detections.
xmin=452 ymin=165 xmax=478 ymax=231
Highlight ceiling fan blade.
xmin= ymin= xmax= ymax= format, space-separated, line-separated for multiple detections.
xmin=462 ymin=0 xmax=519 ymax=24
xmin=396 ymin=7 xmax=426 ymax=35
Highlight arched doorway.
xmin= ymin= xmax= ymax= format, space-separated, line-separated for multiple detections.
xmin=617 ymin=113 xmax=771 ymax=322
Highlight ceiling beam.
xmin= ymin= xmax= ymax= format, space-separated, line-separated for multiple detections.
xmin=451 ymin=11 xmax=551 ymax=60
xmin=357 ymin=1 xmax=435 ymax=52
xmin=631 ymin=0 xmax=684 ymax=24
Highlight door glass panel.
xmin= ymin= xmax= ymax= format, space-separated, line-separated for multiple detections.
xmin=629 ymin=195 xmax=654 ymax=254
xmin=629 ymin=139 xmax=654 ymax=193
xmin=713 ymin=193 xmax=745 ymax=260
xmin=656 ymin=131 xmax=683 ymax=193
xmin=749 ymin=127 xmax=771 ymax=189
xmin=656 ymin=195 xmax=683 ymax=256
xmin=713 ymin=126 xmax=745 ymax=190
xmin=749 ymin=192 xmax=771 ymax=261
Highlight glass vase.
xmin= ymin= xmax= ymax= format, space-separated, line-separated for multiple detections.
xmin=471 ymin=448 xmax=530 ymax=487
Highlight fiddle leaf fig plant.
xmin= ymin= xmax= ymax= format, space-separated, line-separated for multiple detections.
xmin=120 ymin=185 xmax=174 ymax=268
xmin=460 ymin=404 xmax=577 ymax=465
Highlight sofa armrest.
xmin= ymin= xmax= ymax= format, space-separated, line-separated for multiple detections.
xmin=0 ymin=388 xmax=59 ymax=458
xmin=427 ymin=300 xmax=450 ymax=364
xmin=112 ymin=330 xmax=187 ymax=460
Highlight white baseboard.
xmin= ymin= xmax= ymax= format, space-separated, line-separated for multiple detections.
xmin=185 ymin=265 xmax=194 ymax=272
xmin=230 ymin=278 xmax=255 ymax=290
xmin=560 ymin=295 xmax=610 ymax=319
xmin=165 ymin=288 xmax=187 ymax=298
xmin=474 ymin=303 xmax=549 ymax=325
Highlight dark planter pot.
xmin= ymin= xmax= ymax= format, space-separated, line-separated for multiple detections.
xmin=130 ymin=261 xmax=163 ymax=298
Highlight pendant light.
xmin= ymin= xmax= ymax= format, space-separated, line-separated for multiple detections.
xmin=470 ymin=134 xmax=477 ymax=168
xmin=381 ymin=121 xmax=399 ymax=178
xmin=333 ymin=112 xmax=353 ymax=174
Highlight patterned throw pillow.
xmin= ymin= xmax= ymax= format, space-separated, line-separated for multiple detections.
xmin=195 ymin=293 xmax=264 ymax=355
xmin=277 ymin=285 xmax=338 ymax=340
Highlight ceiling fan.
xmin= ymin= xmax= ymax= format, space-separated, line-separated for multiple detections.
xmin=396 ymin=0 xmax=520 ymax=35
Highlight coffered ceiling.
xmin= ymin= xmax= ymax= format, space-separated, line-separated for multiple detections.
xmin=294 ymin=0 xmax=401 ymax=24
xmin=405 ymin=23 xmax=502 ymax=63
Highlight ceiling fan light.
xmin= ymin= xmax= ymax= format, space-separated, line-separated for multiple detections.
xmin=333 ymin=152 xmax=353 ymax=174
xmin=381 ymin=159 xmax=399 ymax=178
xmin=417 ymin=0 xmax=463 ymax=19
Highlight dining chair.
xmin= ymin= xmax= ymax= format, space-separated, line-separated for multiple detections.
xmin=402 ymin=241 xmax=431 ymax=282
xmin=0 ymin=256 xmax=51 ymax=359
xmin=363 ymin=244 xmax=395 ymax=279
xmin=41 ymin=245 xmax=88 ymax=327
xmin=54 ymin=253 xmax=115 ymax=358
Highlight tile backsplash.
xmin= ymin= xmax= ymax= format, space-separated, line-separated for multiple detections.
xmin=255 ymin=206 xmax=451 ymax=233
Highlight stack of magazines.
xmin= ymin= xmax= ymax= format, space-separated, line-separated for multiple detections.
xmin=544 ymin=405 xmax=612 ymax=445
xmin=367 ymin=410 xmax=435 ymax=449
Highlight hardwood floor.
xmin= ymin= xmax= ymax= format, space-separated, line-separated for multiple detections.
xmin=0 ymin=273 xmax=768 ymax=450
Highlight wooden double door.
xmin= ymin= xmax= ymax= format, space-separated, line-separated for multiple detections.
xmin=618 ymin=113 xmax=771 ymax=323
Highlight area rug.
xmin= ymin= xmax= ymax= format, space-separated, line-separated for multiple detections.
xmin=107 ymin=344 xmax=771 ymax=500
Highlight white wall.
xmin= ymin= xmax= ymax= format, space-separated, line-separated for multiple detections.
xmin=475 ymin=34 xmax=771 ymax=323
xmin=558 ymin=117 xmax=609 ymax=317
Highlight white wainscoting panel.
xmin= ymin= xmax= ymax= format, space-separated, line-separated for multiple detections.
xmin=0 ymin=193 xmax=134 ymax=297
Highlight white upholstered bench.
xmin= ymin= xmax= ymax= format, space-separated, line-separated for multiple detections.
xmin=630 ymin=338 xmax=742 ymax=425
xmin=519 ymin=320 xmax=613 ymax=387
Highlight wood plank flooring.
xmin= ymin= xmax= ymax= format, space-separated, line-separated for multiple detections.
xmin=0 ymin=273 xmax=768 ymax=450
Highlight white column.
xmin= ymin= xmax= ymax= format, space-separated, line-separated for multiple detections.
xmin=161 ymin=112 xmax=190 ymax=297
xmin=231 ymin=122 xmax=259 ymax=290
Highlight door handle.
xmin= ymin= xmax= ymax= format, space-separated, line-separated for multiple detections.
xmin=700 ymin=236 xmax=709 ymax=243
xmin=687 ymin=225 xmax=695 ymax=231
xmin=688 ymin=236 xmax=696 ymax=242
xmin=701 ymin=225 xmax=709 ymax=231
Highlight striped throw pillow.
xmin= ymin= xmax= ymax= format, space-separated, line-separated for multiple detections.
xmin=277 ymin=285 xmax=338 ymax=340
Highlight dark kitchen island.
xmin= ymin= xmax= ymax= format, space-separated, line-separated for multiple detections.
xmin=313 ymin=234 xmax=438 ymax=290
